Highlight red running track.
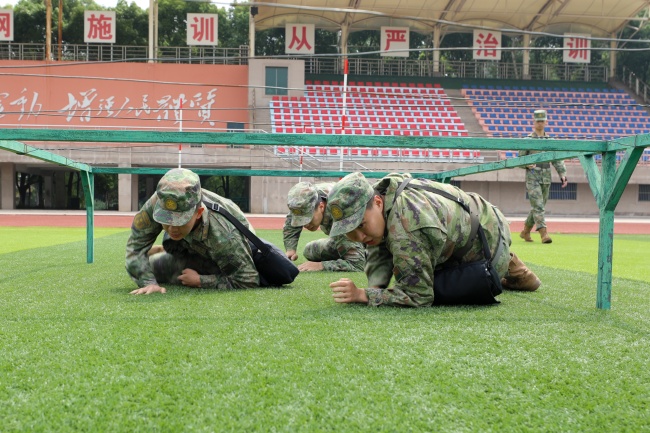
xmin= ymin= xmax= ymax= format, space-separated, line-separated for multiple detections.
xmin=1 ymin=213 xmax=649 ymax=234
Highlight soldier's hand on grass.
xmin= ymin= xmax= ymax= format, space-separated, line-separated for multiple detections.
xmin=178 ymin=268 xmax=201 ymax=287
xmin=298 ymin=261 xmax=324 ymax=272
xmin=286 ymin=250 xmax=299 ymax=261
xmin=130 ymin=284 xmax=167 ymax=295
xmin=330 ymin=278 xmax=368 ymax=304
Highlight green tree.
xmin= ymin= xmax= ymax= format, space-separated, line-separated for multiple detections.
xmin=114 ymin=0 xmax=148 ymax=46
xmin=156 ymin=0 xmax=222 ymax=47
xmin=617 ymin=14 xmax=650 ymax=82
xmin=93 ymin=173 xmax=118 ymax=210
xmin=220 ymin=3 xmax=250 ymax=49
xmin=11 ymin=0 xmax=47 ymax=43
xmin=255 ymin=28 xmax=284 ymax=56
xmin=439 ymin=32 xmax=473 ymax=62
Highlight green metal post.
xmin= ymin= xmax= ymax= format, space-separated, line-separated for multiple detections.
xmin=596 ymin=208 xmax=614 ymax=310
xmin=595 ymin=151 xmax=616 ymax=310
xmin=80 ymin=170 xmax=95 ymax=264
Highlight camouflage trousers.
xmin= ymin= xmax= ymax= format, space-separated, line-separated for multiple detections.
xmin=149 ymin=238 xmax=221 ymax=284
xmin=466 ymin=193 xmax=512 ymax=279
xmin=303 ymin=237 xmax=366 ymax=272
xmin=524 ymin=174 xmax=550 ymax=230
xmin=491 ymin=206 xmax=513 ymax=279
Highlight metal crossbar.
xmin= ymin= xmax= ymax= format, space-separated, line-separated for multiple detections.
xmin=2 ymin=129 xmax=649 ymax=310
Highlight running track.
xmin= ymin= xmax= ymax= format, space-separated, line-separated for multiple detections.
xmin=1 ymin=212 xmax=649 ymax=234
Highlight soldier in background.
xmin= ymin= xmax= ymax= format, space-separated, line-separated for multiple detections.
xmin=283 ymin=181 xmax=365 ymax=272
xmin=519 ymin=109 xmax=568 ymax=244
xmin=326 ymin=172 xmax=541 ymax=307
xmin=125 ymin=168 xmax=260 ymax=294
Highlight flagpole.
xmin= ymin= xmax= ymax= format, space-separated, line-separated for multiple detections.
xmin=178 ymin=99 xmax=183 ymax=168
xmin=339 ymin=58 xmax=348 ymax=171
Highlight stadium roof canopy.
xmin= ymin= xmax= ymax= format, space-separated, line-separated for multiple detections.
xmin=249 ymin=0 xmax=650 ymax=39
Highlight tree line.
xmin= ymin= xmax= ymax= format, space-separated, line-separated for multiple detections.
xmin=3 ymin=0 xmax=648 ymax=81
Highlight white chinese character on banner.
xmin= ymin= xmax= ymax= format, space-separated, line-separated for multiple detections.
xmin=9 ymin=89 xmax=42 ymax=121
xmin=84 ymin=11 xmax=116 ymax=43
xmin=60 ymin=89 xmax=98 ymax=122
xmin=187 ymin=13 xmax=218 ymax=46
xmin=0 ymin=9 xmax=13 ymax=41
xmin=285 ymin=24 xmax=314 ymax=54
xmin=189 ymin=89 xmax=217 ymax=126
xmin=381 ymin=27 xmax=409 ymax=57
xmin=563 ymin=34 xmax=591 ymax=63
xmin=473 ymin=30 xmax=502 ymax=60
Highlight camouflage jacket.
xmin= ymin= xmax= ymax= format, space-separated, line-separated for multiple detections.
xmin=283 ymin=182 xmax=362 ymax=271
xmin=364 ymin=173 xmax=509 ymax=307
xmin=125 ymin=189 xmax=259 ymax=289
xmin=520 ymin=132 xmax=567 ymax=184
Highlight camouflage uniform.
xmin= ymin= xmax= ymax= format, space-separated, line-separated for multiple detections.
xmin=283 ymin=181 xmax=365 ymax=272
xmin=328 ymin=172 xmax=515 ymax=308
xmin=520 ymin=112 xmax=567 ymax=230
xmin=125 ymin=168 xmax=259 ymax=290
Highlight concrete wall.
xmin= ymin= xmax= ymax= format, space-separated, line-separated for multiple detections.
xmin=248 ymin=58 xmax=306 ymax=122
xmin=2 ymin=152 xmax=650 ymax=216
xmin=0 ymin=162 xmax=15 ymax=210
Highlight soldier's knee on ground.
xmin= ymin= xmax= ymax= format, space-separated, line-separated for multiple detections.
xmin=302 ymin=245 xmax=322 ymax=262
xmin=149 ymin=252 xmax=185 ymax=284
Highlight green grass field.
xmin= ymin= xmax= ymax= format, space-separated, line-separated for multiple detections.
xmin=1 ymin=228 xmax=649 ymax=432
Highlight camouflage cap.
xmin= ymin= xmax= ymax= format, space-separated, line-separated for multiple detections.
xmin=287 ymin=181 xmax=319 ymax=227
xmin=534 ymin=109 xmax=548 ymax=121
xmin=327 ymin=172 xmax=375 ymax=237
xmin=153 ymin=168 xmax=202 ymax=226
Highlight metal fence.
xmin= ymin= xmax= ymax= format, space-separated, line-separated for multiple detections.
xmin=304 ymin=56 xmax=608 ymax=82
xmin=621 ymin=66 xmax=650 ymax=103
xmin=0 ymin=42 xmax=249 ymax=64
xmin=0 ymin=42 xmax=610 ymax=82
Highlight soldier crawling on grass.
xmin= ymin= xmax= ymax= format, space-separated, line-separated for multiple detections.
xmin=125 ymin=168 xmax=261 ymax=294
xmin=326 ymin=172 xmax=542 ymax=307
xmin=283 ymin=181 xmax=365 ymax=272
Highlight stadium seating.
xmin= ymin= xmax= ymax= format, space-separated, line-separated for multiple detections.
xmin=270 ymin=82 xmax=477 ymax=162
xmin=463 ymin=85 xmax=650 ymax=141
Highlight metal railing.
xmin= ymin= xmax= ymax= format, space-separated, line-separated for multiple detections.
xmin=0 ymin=42 xmax=249 ymax=64
xmin=1 ymin=42 xmax=608 ymax=82
xmin=620 ymin=66 xmax=650 ymax=103
xmin=305 ymin=57 xmax=608 ymax=82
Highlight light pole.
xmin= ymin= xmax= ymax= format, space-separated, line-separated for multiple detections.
xmin=58 ymin=0 xmax=62 ymax=60
xmin=45 ymin=0 xmax=52 ymax=59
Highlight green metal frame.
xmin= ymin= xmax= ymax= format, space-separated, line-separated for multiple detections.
xmin=2 ymin=129 xmax=649 ymax=310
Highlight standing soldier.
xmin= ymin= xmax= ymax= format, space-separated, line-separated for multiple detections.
xmin=125 ymin=168 xmax=260 ymax=294
xmin=326 ymin=172 xmax=541 ymax=307
xmin=519 ymin=109 xmax=568 ymax=244
xmin=284 ymin=181 xmax=366 ymax=272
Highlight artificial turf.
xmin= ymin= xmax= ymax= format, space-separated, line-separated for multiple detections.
xmin=1 ymin=229 xmax=648 ymax=432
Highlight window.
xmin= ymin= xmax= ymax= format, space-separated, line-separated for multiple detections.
xmin=549 ymin=182 xmax=576 ymax=200
xmin=640 ymin=185 xmax=650 ymax=202
xmin=265 ymin=67 xmax=288 ymax=96
xmin=526 ymin=183 xmax=577 ymax=200
xmin=227 ymin=122 xmax=245 ymax=148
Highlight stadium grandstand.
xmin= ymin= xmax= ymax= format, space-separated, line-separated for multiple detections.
xmin=0 ymin=0 xmax=649 ymax=217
